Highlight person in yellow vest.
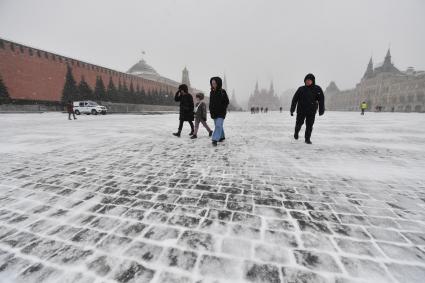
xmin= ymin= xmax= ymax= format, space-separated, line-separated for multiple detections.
xmin=360 ymin=101 xmax=367 ymax=115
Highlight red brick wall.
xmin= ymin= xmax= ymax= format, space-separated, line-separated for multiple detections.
xmin=0 ymin=39 xmax=179 ymax=102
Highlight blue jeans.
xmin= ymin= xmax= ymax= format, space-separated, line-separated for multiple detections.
xmin=212 ymin=118 xmax=225 ymax=141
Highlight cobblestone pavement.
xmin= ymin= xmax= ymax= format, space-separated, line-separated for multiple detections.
xmin=0 ymin=112 xmax=424 ymax=283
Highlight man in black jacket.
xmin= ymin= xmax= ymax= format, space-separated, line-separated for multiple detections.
xmin=173 ymin=84 xmax=194 ymax=137
xmin=290 ymin=73 xmax=325 ymax=144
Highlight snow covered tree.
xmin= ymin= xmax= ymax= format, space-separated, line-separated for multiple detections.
xmin=61 ymin=65 xmax=78 ymax=103
xmin=93 ymin=76 xmax=106 ymax=102
xmin=77 ymin=76 xmax=93 ymax=101
xmin=0 ymin=74 xmax=11 ymax=104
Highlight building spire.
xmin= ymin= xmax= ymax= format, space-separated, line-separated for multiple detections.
xmin=363 ymin=57 xmax=374 ymax=79
xmin=269 ymin=81 xmax=274 ymax=95
xmin=181 ymin=66 xmax=190 ymax=86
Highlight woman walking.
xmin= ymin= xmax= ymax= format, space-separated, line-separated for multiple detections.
xmin=209 ymin=77 xmax=229 ymax=146
xmin=173 ymin=84 xmax=194 ymax=137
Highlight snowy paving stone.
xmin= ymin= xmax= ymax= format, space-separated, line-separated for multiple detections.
xmin=334 ymin=238 xmax=383 ymax=257
xmin=144 ymin=211 xmax=169 ymax=223
xmin=48 ymin=225 xmax=81 ymax=240
xmin=220 ymin=187 xmax=243 ymax=194
xmin=281 ymin=267 xmax=330 ymax=283
xmin=199 ymin=219 xmax=228 ymax=235
xmin=290 ymin=211 xmax=311 ymax=221
xmin=98 ymin=205 xmax=129 ymax=216
xmin=132 ymin=200 xmax=155 ymax=209
xmin=309 ymin=211 xmax=340 ymax=223
xmin=228 ymin=194 xmax=253 ymax=203
xmin=197 ymin=198 xmax=226 ymax=209
xmin=377 ymin=242 xmax=425 ymax=262
xmin=48 ymin=244 xmax=93 ymax=265
xmin=69 ymin=213 xmax=97 ymax=226
xmin=96 ymin=234 xmax=132 ymax=253
xmin=207 ymin=209 xmax=233 ymax=222
xmin=0 ymin=226 xmax=17 ymax=240
xmin=341 ymin=257 xmax=391 ymax=282
xmin=304 ymin=202 xmax=331 ymax=211
xmin=395 ymin=219 xmax=425 ymax=232
xmin=386 ymin=263 xmax=425 ymax=283
xmin=337 ymin=214 xmax=369 ymax=226
xmin=254 ymin=206 xmax=287 ymax=219
xmin=226 ymin=201 xmax=253 ymax=213
xmin=232 ymin=212 xmax=262 ymax=228
xmin=0 ymin=255 xmax=32 ymax=279
xmin=124 ymin=241 xmax=163 ymax=263
xmin=143 ymin=225 xmax=180 ymax=242
xmin=155 ymin=194 xmax=179 ymax=203
xmin=297 ymin=220 xmax=332 ymax=234
xmin=402 ymin=232 xmax=425 ymax=245
xmin=111 ymin=260 xmax=155 ymax=283
xmin=168 ymin=214 xmax=201 ymax=228
xmin=86 ymin=254 xmax=120 ymax=277
xmin=135 ymin=193 xmax=155 ymax=200
xmin=176 ymin=197 xmax=200 ymax=205
xmin=178 ymin=230 xmax=217 ymax=252
xmin=173 ymin=205 xmax=207 ymax=217
xmin=114 ymin=221 xmax=148 ymax=237
xmin=264 ymin=230 xmax=298 ymax=247
xmin=366 ymin=227 xmax=406 ymax=243
xmin=123 ymin=208 xmax=146 ymax=221
xmin=221 ymin=237 xmax=252 ymax=258
xmin=253 ymin=197 xmax=282 ymax=207
xmin=283 ymin=201 xmax=306 ymax=210
xmin=198 ymin=254 xmax=241 ymax=280
xmin=153 ymin=203 xmax=176 ymax=213
xmin=265 ymin=219 xmax=296 ymax=232
xmin=328 ymin=223 xmax=370 ymax=240
xmin=160 ymin=247 xmax=197 ymax=271
xmin=294 ymin=250 xmax=341 ymax=273
xmin=21 ymin=239 xmax=66 ymax=259
xmin=254 ymin=243 xmax=291 ymax=264
xmin=1 ymin=231 xmax=39 ymax=248
xmin=301 ymin=233 xmax=337 ymax=252
xmin=18 ymin=263 xmax=63 ymax=283
xmin=244 ymin=261 xmax=281 ymax=283
xmin=71 ymin=228 xmax=107 ymax=246
xmin=157 ymin=271 xmax=193 ymax=283
xmin=229 ymin=224 xmax=261 ymax=240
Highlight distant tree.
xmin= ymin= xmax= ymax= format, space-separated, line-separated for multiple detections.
xmin=122 ymin=80 xmax=129 ymax=103
xmin=0 ymin=74 xmax=11 ymax=104
xmin=94 ymin=76 xmax=106 ymax=102
xmin=77 ymin=76 xmax=93 ymax=101
xmin=61 ymin=65 xmax=78 ymax=103
xmin=106 ymin=76 xmax=117 ymax=102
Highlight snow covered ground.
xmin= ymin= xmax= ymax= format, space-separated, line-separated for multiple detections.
xmin=0 ymin=111 xmax=424 ymax=283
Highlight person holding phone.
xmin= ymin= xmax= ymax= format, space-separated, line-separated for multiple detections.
xmin=173 ymin=84 xmax=194 ymax=137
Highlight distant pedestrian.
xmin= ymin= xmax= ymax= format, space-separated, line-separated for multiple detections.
xmin=290 ymin=73 xmax=325 ymax=144
xmin=209 ymin=77 xmax=229 ymax=146
xmin=280 ymin=107 xmax=283 ymax=113
xmin=67 ymin=100 xmax=76 ymax=120
xmin=191 ymin=93 xmax=212 ymax=139
xmin=173 ymin=84 xmax=194 ymax=137
xmin=360 ymin=101 xmax=367 ymax=115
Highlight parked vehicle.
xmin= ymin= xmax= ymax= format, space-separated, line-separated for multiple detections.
xmin=73 ymin=101 xmax=107 ymax=115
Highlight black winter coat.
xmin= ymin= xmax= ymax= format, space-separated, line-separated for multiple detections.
xmin=290 ymin=85 xmax=325 ymax=115
xmin=209 ymin=89 xmax=229 ymax=119
xmin=175 ymin=92 xmax=194 ymax=121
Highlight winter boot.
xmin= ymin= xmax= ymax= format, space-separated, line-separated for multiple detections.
xmin=212 ymin=141 xmax=218 ymax=146
xmin=305 ymin=139 xmax=312 ymax=144
xmin=219 ymin=138 xmax=225 ymax=142
xmin=209 ymin=131 xmax=213 ymax=137
xmin=190 ymin=135 xmax=197 ymax=139
xmin=172 ymin=132 xmax=181 ymax=137
xmin=294 ymin=132 xmax=299 ymax=140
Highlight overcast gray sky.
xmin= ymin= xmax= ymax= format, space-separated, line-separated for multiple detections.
xmin=1 ymin=0 xmax=424 ymax=106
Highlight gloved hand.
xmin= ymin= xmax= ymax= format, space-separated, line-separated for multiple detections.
xmin=290 ymin=112 xmax=294 ymax=116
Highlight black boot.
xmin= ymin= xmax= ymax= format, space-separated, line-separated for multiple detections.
xmin=212 ymin=141 xmax=218 ymax=146
xmin=294 ymin=132 xmax=299 ymax=140
xmin=219 ymin=138 xmax=225 ymax=142
xmin=209 ymin=131 xmax=213 ymax=137
xmin=189 ymin=131 xmax=194 ymax=136
xmin=305 ymin=139 xmax=312 ymax=144
xmin=190 ymin=135 xmax=197 ymax=139
xmin=173 ymin=132 xmax=181 ymax=137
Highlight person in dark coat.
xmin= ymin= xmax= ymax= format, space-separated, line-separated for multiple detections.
xmin=290 ymin=73 xmax=325 ymax=144
xmin=173 ymin=84 xmax=194 ymax=137
xmin=209 ymin=77 xmax=229 ymax=146
xmin=67 ymin=100 xmax=76 ymax=120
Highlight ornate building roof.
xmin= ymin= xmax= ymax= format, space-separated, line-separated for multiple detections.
xmin=127 ymin=59 xmax=159 ymax=77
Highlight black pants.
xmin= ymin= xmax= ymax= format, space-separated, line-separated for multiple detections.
xmin=68 ymin=112 xmax=76 ymax=120
xmin=295 ymin=112 xmax=315 ymax=141
xmin=178 ymin=120 xmax=194 ymax=133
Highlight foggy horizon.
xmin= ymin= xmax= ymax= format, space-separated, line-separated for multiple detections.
xmin=1 ymin=0 xmax=425 ymax=106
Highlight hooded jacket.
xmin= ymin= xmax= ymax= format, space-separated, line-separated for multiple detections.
xmin=290 ymin=73 xmax=325 ymax=115
xmin=209 ymin=77 xmax=230 ymax=119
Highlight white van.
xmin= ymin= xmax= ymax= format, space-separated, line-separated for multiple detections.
xmin=73 ymin=101 xmax=107 ymax=115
